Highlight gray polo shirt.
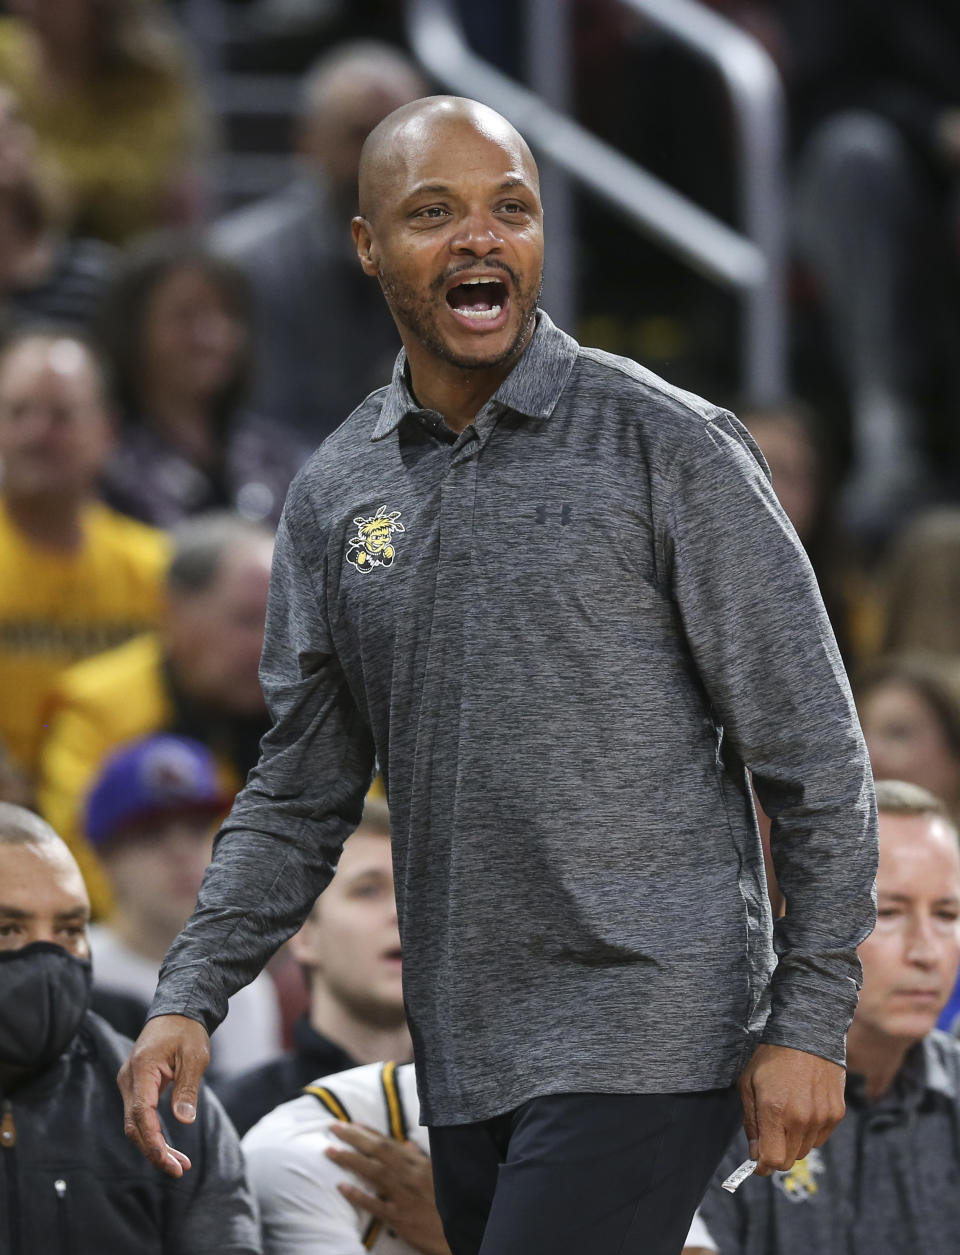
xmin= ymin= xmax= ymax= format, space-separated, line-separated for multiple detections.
xmin=698 ymin=1031 xmax=960 ymax=1254
xmin=151 ymin=312 xmax=877 ymax=1126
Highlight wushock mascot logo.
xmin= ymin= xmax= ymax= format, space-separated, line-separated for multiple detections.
xmin=773 ymin=1149 xmax=825 ymax=1203
xmin=345 ymin=505 xmax=405 ymax=573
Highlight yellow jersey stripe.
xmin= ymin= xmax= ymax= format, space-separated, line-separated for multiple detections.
xmin=302 ymin=1085 xmax=351 ymax=1123
xmin=381 ymin=1060 xmax=408 ymax=1142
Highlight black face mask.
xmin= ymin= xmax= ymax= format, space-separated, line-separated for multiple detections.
xmin=0 ymin=942 xmax=92 ymax=1079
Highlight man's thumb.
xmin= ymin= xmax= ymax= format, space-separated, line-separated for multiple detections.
xmin=172 ymin=1069 xmax=201 ymax=1123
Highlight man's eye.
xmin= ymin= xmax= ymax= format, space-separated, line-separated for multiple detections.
xmin=416 ymin=206 xmax=448 ymax=219
xmin=0 ymin=923 xmax=21 ymax=936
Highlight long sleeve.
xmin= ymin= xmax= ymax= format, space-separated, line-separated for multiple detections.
xmin=659 ymin=412 xmax=877 ymax=1066
xmin=149 ymin=499 xmax=377 ymax=1033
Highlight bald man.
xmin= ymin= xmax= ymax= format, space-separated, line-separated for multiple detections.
xmin=121 ymin=97 xmax=878 ymax=1255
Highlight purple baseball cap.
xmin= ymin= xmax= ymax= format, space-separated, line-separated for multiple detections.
xmin=85 ymin=734 xmax=232 ymax=847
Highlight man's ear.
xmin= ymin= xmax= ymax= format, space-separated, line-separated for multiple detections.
xmin=352 ymin=216 xmax=380 ymax=277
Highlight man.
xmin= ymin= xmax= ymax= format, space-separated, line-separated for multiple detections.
xmin=212 ymin=40 xmax=426 ymax=441
xmin=36 ymin=510 xmax=273 ymax=917
xmin=121 ymin=97 xmax=877 ymax=1255
xmin=0 ymin=801 xmax=261 ymax=1254
xmin=243 ymin=1059 xmax=449 ymax=1254
xmin=687 ymin=780 xmax=960 ymax=1254
xmin=0 ymin=329 xmax=169 ymax=782
xmin=85 ymin=734 xmax=282 ymax=1078
xmin=219 ymin=797 xmax=411 ymax=1135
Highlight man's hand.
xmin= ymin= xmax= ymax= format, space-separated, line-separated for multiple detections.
xmin=117 ymin=1013 xmax=211 ymax=1178
xmin=739 ymin=1043 xmax=845 ymax=1175
xmin=326 ymin=1122 xmax=451 ymax=1255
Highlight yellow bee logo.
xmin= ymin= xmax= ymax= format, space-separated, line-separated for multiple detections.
xmin=346 ymin=505 xmax=405 ymax=574
xmin=773 ymin=1149 xmax=824 ymax=1204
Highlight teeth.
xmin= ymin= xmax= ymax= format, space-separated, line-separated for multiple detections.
xmin=460 ymin=277 xmax=499 ymax=285
xmin=457 ymin=305 xmax=502 ymax=319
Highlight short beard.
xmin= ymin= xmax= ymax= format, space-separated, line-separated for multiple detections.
xmin=379 ymin=265 xmax=542 ymax=371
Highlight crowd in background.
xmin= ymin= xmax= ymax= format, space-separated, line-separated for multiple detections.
xmin=3 ymin=0 xmax=960 ymax=1251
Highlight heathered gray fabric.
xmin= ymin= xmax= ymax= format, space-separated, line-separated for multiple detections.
xmin=150 ymin=312 xmax=878 ymax=1126
xmin=699 ymin=1031 xmax=960 ymax=1254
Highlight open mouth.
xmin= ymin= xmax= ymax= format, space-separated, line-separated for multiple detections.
xmin=445 ymin=276 xmax=510 ymax=325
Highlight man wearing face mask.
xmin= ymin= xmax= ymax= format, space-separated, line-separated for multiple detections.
xmin=0 ymin=802 xmax=261 ymax=1255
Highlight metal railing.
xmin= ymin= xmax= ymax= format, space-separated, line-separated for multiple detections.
xmin=406 ymin=0 xmax=787 ymax=403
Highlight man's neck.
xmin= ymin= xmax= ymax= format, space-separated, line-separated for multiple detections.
xmin=309 ymin=990 xmax=412 ymax=1066
xmin=403 ymin=324 xmax=534 ymax=434
xmin=3 ymin=491 xmax=87 ymax=552
xmin=846 ymin=1024 xmax=917 ymax=1102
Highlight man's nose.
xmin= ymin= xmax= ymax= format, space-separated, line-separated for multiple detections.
xmin=450 ymin=209 xmax=504 ymax=256
xmin=906 ymin=914 xmax=940 ymax=965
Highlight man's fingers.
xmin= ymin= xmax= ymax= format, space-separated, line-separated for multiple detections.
xmin=338 ymin=1181 xmax=392 ymax=1219
xmin=326 ymin=1143 xmax=389 ymax=1189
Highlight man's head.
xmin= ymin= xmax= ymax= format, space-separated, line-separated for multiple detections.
xmin=0 ymin=803 xmax=90 ymax=958
xmin=851 ymin=781 xmax=960 ymax=1055
xmin=0 ymin=331 xmax=114 ymax=506
xmin=290 ymin=799 xmax=405 ymax=1031
xmin=296 ymin=41 xmax=426 ymax=202
xmin=353 ymin=96 xmax=543 ymax=374
xmin=85 ymin=735 xmax=230 ymax=951
xmin=162 ymin=512 xmax=274 ymax=716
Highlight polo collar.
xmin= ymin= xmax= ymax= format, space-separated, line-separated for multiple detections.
xmin=370 ymin=310 xmax=579 ymax=441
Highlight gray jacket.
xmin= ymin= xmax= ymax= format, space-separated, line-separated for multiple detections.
xmin=151 ymin=312 xmax=877 ymax=1126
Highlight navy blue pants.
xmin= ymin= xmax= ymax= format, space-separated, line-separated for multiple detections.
xmin=428 ymin=1088 xmax=741 ymax=1255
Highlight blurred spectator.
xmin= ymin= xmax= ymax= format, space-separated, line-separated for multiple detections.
xmin=37 ymin=511 xmax=273 ymax=918
xmin=781 ymin=0 xmax=960 ymax=542
xmin=0 ymin=329 xmax=169 ymax=783
xmin=85 ymin=734 xmax=282 ymax=1079
xmin=0 ymin=85 xmax=116 ymax=331
xmin=688 ymin=780 xmax=960 ymax=1254
xmin=219 ymin=798 xmax=411 ymax=1137
xmin=0 ymin=801 xmax=262 ymax=1254
xmin=878 ymin=507 xmax=960 ymax=655
xmin=855 ymin=654 xmax=960 ymax=823
xmin=211 ymin=40 xmax=426 ymax=443
xmin=243 ymin=1061 xmax=449 ymax=1255
xmin=96 ymin=233 xmax=304 ymax=527
xmin=0 ymin=0 xmax=209 ymax=244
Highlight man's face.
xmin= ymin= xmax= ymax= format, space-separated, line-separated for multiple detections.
xmin=290 ymin=829 xmax=404 ymax=1028
xmin=354 ymin=117 xmax=543 ymax=373
xmin=101 ymin=812 xmax=217 ymax=941
xmin=166 ymin=538 xmax=274 ymax=716
xmin=852 ymin=811 xmax=960 ymax=1049
xmin=0 ymin=841 xmax=90 ymax=958
xmin=0 ymin=338 xmax=113 ymax=502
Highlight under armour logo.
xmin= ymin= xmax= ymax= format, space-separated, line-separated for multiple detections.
xmin=535 ymin=504 xmax=573 ymax=524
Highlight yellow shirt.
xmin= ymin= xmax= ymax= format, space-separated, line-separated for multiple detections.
xmin=0 ymin=18 xmax=204 ymax=244
xmin=0 ymin=499 xmax=169 ymax=777
xmin=38 ymin=633 xmax=243 ymax=919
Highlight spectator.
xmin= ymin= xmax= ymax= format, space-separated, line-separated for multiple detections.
xmin=0 ymin=801 xmax=261 ymax=1254
xmin=37 ymin=511 xmax=273 ymax=918
xmin=0 ymin=329 xmax=169 ymax=783
xmin=0 ymin=0 xmax=209 ymax=244
xmin=855 ymin=653 xmax=960 ymax=825
xmin=85 ymin=734 xmax=283 ymax=1080
xmin=211 ymin=40 xmax=426 ymax=442
xmin=0 ymin=85 xmax=116 ymax=331
xmin=219 ymin=798 xmax=411 ymax=1136
xmin=687 ymin=779 xmax=960 ymax=1254
xmin=96 ymin=233 xmax=305 ymax=528
xmin=878 ymin=507 xmax=960 ymax=656
xmin=244 ymin=1060 xmax=449 ymax=1255
xmin=781 ymin=0 xmax=960 ymax=542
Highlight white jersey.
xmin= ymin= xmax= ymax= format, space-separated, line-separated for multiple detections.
xmin=88 ymin=923 xmax=282 ymax=1076
xmin=243 ymin=1061 xmax=426 ymax=1255
xmin=684 ymin=1208 xmax=718 ymax=1251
